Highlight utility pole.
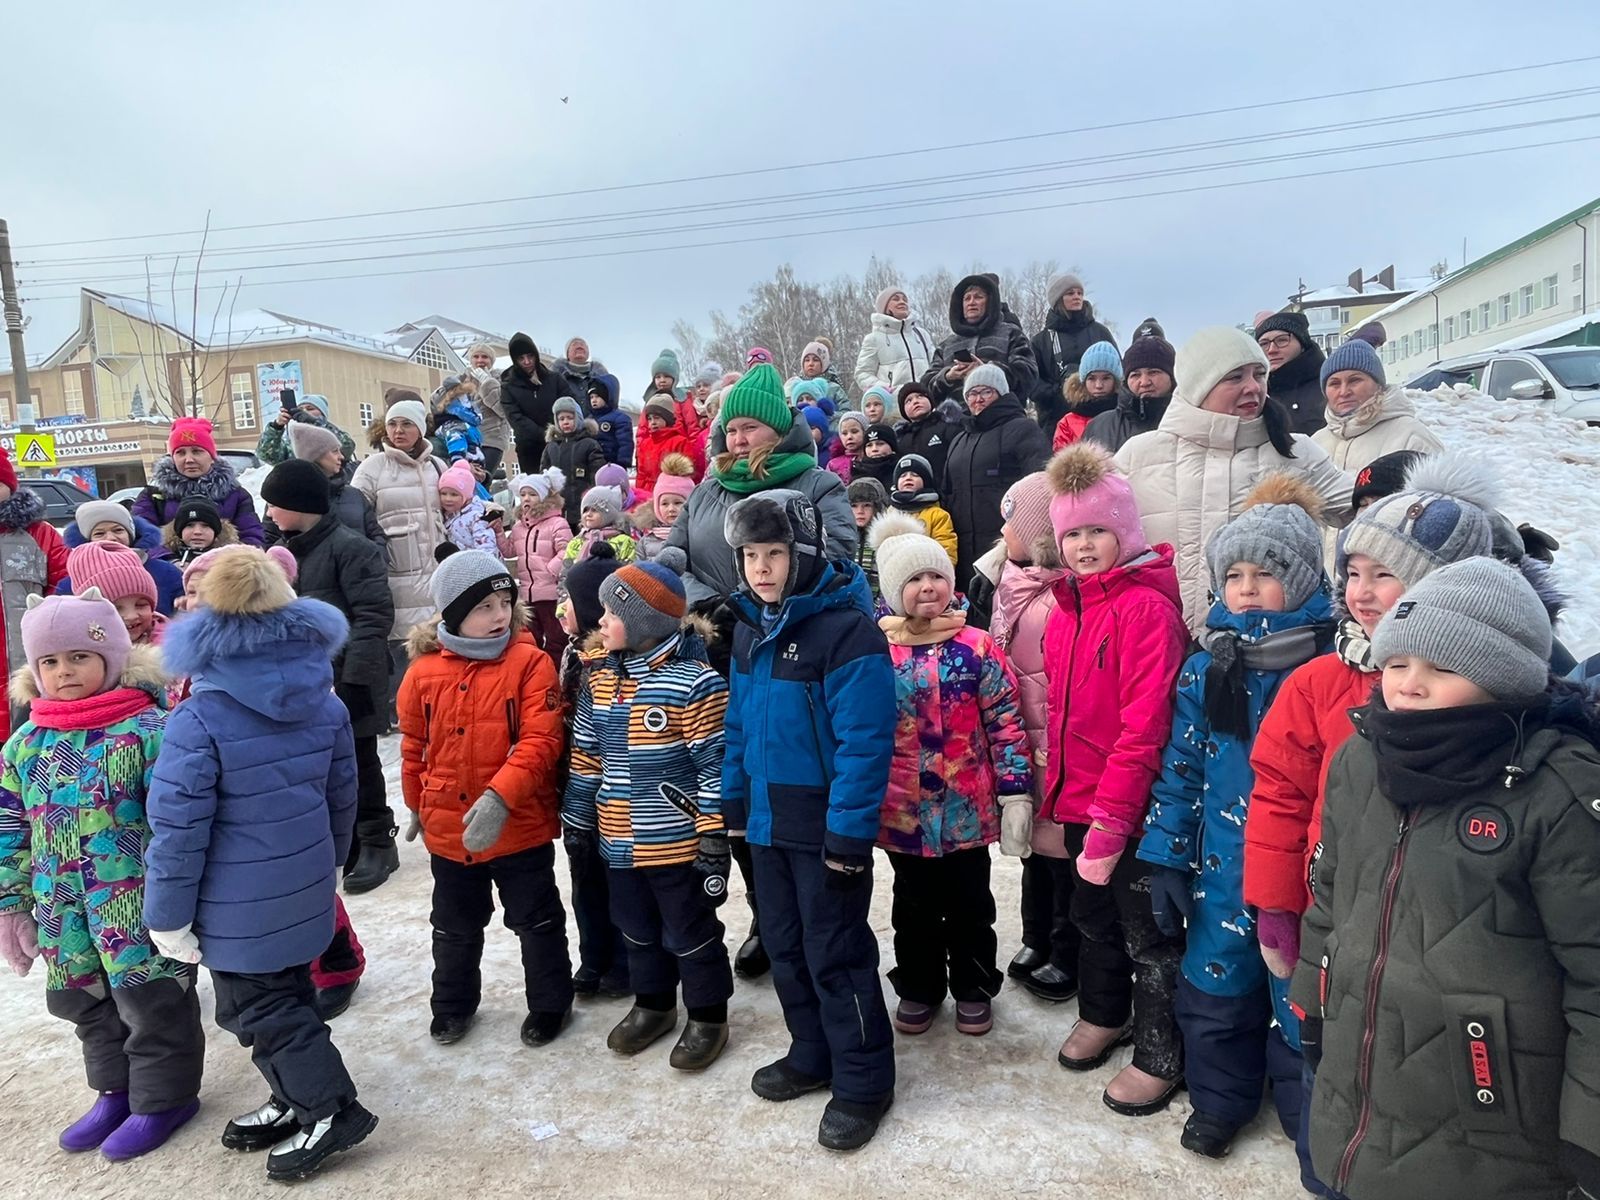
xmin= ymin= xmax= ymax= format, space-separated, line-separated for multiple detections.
xmin=0 ymin=219 xmax=36 ymax=478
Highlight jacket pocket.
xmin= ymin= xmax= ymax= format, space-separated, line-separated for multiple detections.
xmin=765 ymin=782 xmax=829 ymax=849
xmin=1440 ymin=993 xmax=1522 ymax=1134
xmin=1316 ymin=930 xmax=1339 ymax=1019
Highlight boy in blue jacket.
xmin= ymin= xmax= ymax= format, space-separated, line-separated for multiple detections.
xmin=721 ymin=489 xmax=897 ymax=1152
xmin=1136 ymin=477 xmax=1333 ymax=1172
xmin=144 ymin=547 xmax=374 ymax=1182
xmin=586 ymin=373 xmax=633 ymax=469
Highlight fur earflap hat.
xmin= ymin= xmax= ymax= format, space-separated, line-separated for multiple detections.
xmin=870 ymin=511 xmax=955 ymax=616
xmin=1046 ymin=443 xmax=1149 ymax=567
xmin=1205 ymin=474 xmax=1327 ymax=610
xmin=723 ymin=489 xmax=826 ymax=602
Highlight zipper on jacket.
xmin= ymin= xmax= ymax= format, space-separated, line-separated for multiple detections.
xmin=804 ymin=683 xmax=833 ymax=786
xmin=506 ymin=698 xmax=520 ymax=745
xmin=1095 ymin=636 xmax=1108 ymax=669
xmin=421 ymin=703 xmax=432 ymax=763
xmin=1335 ymin=806 xmax=1413 ymax=1194
xmin=1044 ymin=581 xmax=1085 ymax=810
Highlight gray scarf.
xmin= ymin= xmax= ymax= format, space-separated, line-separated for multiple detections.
xmin=438 ymin=624 xmax=512 ymax=661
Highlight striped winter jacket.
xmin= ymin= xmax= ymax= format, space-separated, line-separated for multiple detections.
xmin=562 ymin=624 xmax=729 ymax=868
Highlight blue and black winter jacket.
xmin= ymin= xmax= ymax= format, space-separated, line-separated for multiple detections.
xmin=586 ymin=372 xmax=633 ymax=469
xmin=723 ymin=560 xmax=894 ymax=856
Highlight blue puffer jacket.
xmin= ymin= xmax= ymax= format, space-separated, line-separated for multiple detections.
xmin=586 ymin=372 xmax=633 ymax=468
xmin=1136 ymin=593 xmax=1333 ymax=1041
xmin=58 ymin=517 xmax=184 ymax=615
xmin=723 ymin=560 xmax=895 ymax=855
xmin=143 ymin=598 xmax=357 ymax=973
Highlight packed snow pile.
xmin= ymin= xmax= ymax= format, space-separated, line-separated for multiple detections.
xmin=1411 ymin=383 xmax=1600 ymax=656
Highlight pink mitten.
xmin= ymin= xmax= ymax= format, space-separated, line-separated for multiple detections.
xmin=1256 ymin=908 xmax=1301 ymax=980
xmin=0 ymin=910 xmax=40 ymax=977
xmin=1075 ymin=827 xmax=1126 ymax=887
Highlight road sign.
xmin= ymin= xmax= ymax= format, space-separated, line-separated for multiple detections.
xmin=17 ymin=432 xmax=56 ymax=467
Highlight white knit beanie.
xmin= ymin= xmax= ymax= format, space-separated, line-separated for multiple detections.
xmin=875 ymin=284 xmax=906 ymax=314
xmin=964 ymin=362 xmax=1009 ymax=397
xmin=1175 ymin=326 xmax=1270 ymax=411
xmin=869 ymin=511 xmax=956 ymax=615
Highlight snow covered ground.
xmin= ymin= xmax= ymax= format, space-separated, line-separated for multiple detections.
xmin=0 ymin=736 xmax=1304 ymax=1198
xmin=1415 ymin=383 xmax=1600 ymax=658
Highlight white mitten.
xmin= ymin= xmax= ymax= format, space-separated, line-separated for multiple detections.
xmin=999 ymin=798 xmax=1034 ymax=859
xmin=149 ymin=925 xmax=202 ymax=965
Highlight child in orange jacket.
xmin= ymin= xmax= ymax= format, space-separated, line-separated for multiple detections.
xmin=398 ymin=548 xmax=572 ymax=1049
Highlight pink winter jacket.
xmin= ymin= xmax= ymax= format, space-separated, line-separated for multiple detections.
xmin=500 ymin=510 xmax=571 ymax=603
xmin=989 ymin=557 xmax=1068 ymax=858
xmin=1042 ymin=544 xmax=1188 ymax=840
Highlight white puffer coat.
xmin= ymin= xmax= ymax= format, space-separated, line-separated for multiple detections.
xmin=352 ymin=443 xmax=448 ymax=636
xmin=1116 ymin=397 xmax=1353 ymax=633
xmin=855 ymin=311 xmax=937 ymax=395
xmin=1311 ymin=385 xmax=1443 ymax=565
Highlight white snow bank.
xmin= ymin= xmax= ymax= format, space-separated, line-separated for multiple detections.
xmin=1411 ymin=383 xmax=1600 ymax=657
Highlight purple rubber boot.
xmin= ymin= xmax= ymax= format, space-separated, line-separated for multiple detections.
xmin=100 ymin=1100 xmax=200 ymax=1161
xmin=59 ymin=1091 xmax=131 ymax=1152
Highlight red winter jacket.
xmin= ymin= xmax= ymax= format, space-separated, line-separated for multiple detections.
xmin=635 ymin=425 xmax=702 ymax=495
xmin=1042 ymin=545 xmax=1188 ymax=838
xmin=1052 ymin=411 xmax=1092 ymax=452
xmin=1242 ymin=652 xmax=1377 ymax=914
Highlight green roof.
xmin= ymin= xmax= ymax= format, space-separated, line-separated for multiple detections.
xmin=1452 ymin=194 xmax=1600 ymax=283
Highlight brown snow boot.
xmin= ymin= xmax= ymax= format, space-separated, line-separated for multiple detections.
xmin=668 ymin=1020 xmax=729 ymax=1071
xmin=606 ymin=1005 xmax=678 ymax=1055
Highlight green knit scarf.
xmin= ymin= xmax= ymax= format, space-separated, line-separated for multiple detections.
xmin=713 ymin=451 xmax=815 ymax=495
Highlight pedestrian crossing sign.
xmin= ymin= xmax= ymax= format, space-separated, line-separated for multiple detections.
xmin=17 ymin=433 xmax=56 ymax=467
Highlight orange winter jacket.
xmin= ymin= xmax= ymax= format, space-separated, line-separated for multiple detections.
xmin=399 ymin=622 xmax=564 ymax=864
xmin=1241 ymin=652 xmax=1377 ymax=914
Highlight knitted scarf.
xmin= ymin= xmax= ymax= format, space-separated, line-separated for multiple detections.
xmin=31 ymin=686 xmax=155 ymax=731
xmin=1361 ymin=696 xmax=1546 ymax=808
xmin=437 ymin=624 xmax=512 ymax=661
xmin=1202 ymin=623 xmax=1332 ymax=738
xmin=1333 ymin=617 xmax=1377 ymax=674
xmin=713 ymin=451 xmax=815 ymax=495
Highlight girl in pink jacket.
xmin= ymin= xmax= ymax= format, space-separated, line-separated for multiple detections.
xmin=1042 ymin=443 xmax=1189 ymax=1118
xmin=500 ymin=468 xmax=572 ymax=655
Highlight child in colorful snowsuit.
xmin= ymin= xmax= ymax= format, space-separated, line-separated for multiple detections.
xmin=562 ymin=485 xmax=637 ymax=570
xmin=887 ymin=453 xmax=958 ymax=563
xmin=563 ymin=562 xmax=734 ymax=1069
xmin=557 ymin=544 xmax=631 ymax=998
xmin=846 ymin=476 xmax=889 ymax=603
xmin=722 ymin=490 xmax=897 ymax=1151
xmin=987 ymin=472 xmax=1080 ymax=1002
xmin=428 ymin=374 xmax=485 ymax=463
xmin=439 ymin=462 xmax=500 ymax=555
xmin=0 ymin=590 xmax=204 ymax=1161
xmin=542 ymin=398 xmax=607 ymax=530
xmin=634 ymin=456 xmax=696 ymax=563
xmin=1292 ymin=558 xmax=1600 ymax=1200
xmin=0 ymin=444 xmax=70 ymax=732
xmin=868 ymin=512 xmax=1031 ymax=1038
xmin=1044 ymin=443 xmax=1189 ymax=1116
xmin=145 ymin=548 xmax=373 ymax=1181
xmin=1136 ymin=477 xmax=1335 ymax=1163
xmin=502 ymin=468 xmax=572 ymax=656
xmin=399 ymin=550 xmax=573 ymax=1048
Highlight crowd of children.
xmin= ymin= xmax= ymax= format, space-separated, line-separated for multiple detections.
xmin=1 ymin=307 xmax=1598 ymax=1200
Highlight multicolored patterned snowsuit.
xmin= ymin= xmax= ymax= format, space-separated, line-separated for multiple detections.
xmin=0 ymin=677 xmax=205 ymax=1111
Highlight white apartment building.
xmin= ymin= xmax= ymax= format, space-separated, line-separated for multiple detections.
xmin=1363 ymin=196 xmax=1600 ymax=382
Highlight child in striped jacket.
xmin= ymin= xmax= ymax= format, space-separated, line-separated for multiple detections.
xmin=561 ymin=562 xmax=733 ymax=1072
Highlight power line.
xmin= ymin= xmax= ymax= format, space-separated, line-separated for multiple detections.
xmin=22 ymin=111 xmax=1600 ymax=289
xmin=16 ymin=52 xmax=1600 ymax=253
xmin=21 ymin=130 xmax=1598 ymax=304
xmin=24 ymin=85 xmax=1600 ymax=271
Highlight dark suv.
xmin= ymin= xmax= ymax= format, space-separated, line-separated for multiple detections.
xmin=27 ymin=477 xmax=94 ymax=529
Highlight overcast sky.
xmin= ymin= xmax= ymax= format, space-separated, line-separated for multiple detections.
xmin=7 ymin=1 xmax=1600 ymax=396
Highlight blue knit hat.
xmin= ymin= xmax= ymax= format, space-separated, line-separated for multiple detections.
xmin=1079 ymin=341 xmax=1124 ymax=383
xmin=800 ymin=404 xmax=831 ymax=437
xmin=791 ymin=377 xmax=832 ymax=406
xmin=1321 ymin=338 xmax=1386 ymax=390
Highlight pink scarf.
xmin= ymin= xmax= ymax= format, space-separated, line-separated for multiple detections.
xmin=30 ymin=687 xmax=155 ymax=731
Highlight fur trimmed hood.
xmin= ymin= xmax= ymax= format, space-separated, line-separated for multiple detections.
xmin=163 ymin=596 xmax=347 ymax=720
xmin=545 ymin=417 xmax=600 ymax=441
xmin=0 ymin=488 xmax=46 ymax=532
xmin=162 ymin=517 xmax=240 ymax=556
xmin=9 ymin=642 xmax=167 ymax=706
xmin=149 ymin=455 xmax=241 ymax=503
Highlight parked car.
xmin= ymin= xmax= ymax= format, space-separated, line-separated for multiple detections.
xmin=1407 ymin=347 xmax=1600 ymax=424
xmin=25 ymin=477 xmax=94 ymax=530
xmin=108 ymin=486 xmax=144 ymax=509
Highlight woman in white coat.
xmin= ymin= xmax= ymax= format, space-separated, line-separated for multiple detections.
xmin=351 ymin=395 xmax=448 ymax=715
xmin=855 ymin=285 xmax=936 ymax=395
xmin=1116 ymin=327 xmax=1353 ymax=633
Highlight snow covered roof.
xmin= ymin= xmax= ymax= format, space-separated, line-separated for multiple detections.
xmin=1293 ymin=277 xmax=1433 ymax=306
xmin=42 ymin=289 xmax=465 ymax=371
xmin=1483 ymin=311 xmax=1600 ymax=353
xmin=387 ymin=314 xmax=507 ymax=353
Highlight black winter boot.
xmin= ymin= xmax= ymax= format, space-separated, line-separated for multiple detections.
xmin=751 ymin=1057 xmax=830 ymax=1102
xmin=818 ymin=1093 xmax=893 ymax=1151
xmin=343 ymin=828 xmax=399 ymax=895
xmin=606 ymin=1005 xmax=678 ymax=1055
xmin=1181 ymin=1111 xmax=1240 ymax=1158
xmin=429 ymin=1013 xmax=475 ymax=1045
xmin=520 ymin=1007 xmax=572 ymax=1047
xmin=313 ymin=982 xmax=358 ymax=1022
xmin=734 ymin=922 xmax=769 ymax=980
xmin=668 ymin=1020 xmax=729 ymax=1071
xmin=264 ymin=1102 xmax=378 ymax=1181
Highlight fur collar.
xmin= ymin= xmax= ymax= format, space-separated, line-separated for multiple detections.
xmin=150 ymin=455 xmax=240 ymax=502
xmin=161 ymin=597 xmax=348 ymax=678
xmin=0 ymin=489 xmax=45 ymax=531
xmin=546 ymin=419 xmax=600 ymax=441
xmin=9 ymin=643 xmax=168 ymax=705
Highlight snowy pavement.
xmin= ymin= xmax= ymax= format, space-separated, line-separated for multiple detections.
xmin=0 ymin=738 xmax=1302 ymax=1199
